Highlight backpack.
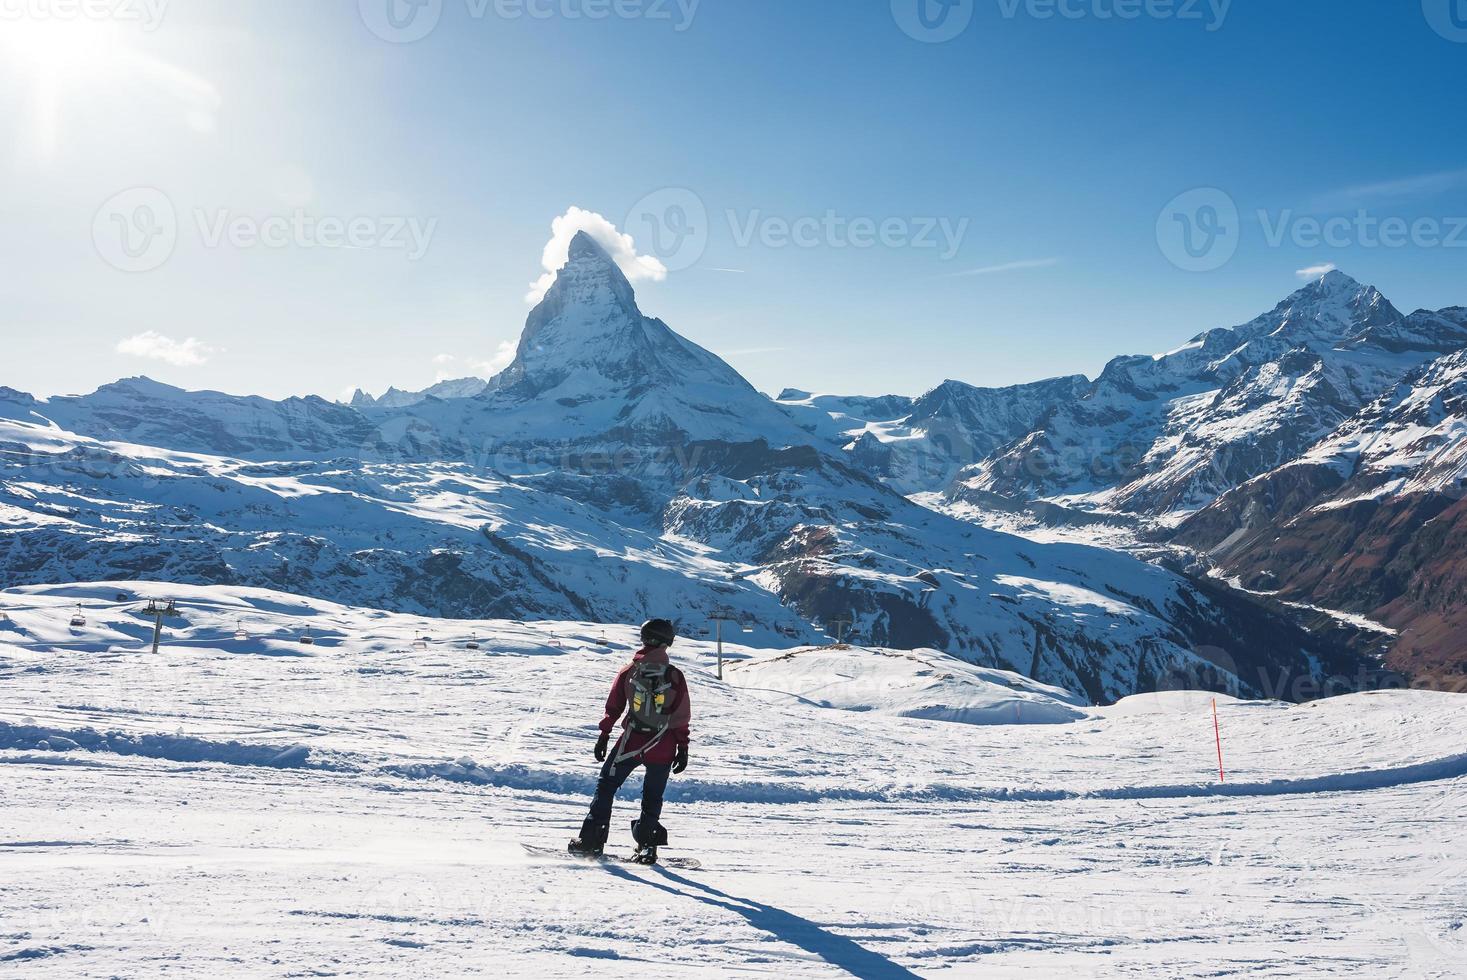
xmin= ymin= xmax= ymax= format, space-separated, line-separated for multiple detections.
xmin=627 ymin=661 xmax=677 ymax=733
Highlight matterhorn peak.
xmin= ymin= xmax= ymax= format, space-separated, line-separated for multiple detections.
xmin=567 ymin=229 xmax=615 ymax=264
xmin=1313 ymin=268 xmax=1362 ymax=292
xmin=477 ymin=228 xmax=814 ymax=447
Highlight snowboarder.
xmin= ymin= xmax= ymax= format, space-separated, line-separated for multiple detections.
xmin=569 ymin=618 xmax=691 ymax=865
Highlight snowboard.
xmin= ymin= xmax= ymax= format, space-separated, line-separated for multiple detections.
xmin=521 ymin=842 xmax=702 ymax=871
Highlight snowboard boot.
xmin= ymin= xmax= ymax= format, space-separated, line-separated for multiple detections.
xmin=567 ymin=838 xmax=603 ymax=858
xmin=569 ymin=819 xmax=609 ymax=859
xmin=629 ymin=818 xmax=667 ymax=865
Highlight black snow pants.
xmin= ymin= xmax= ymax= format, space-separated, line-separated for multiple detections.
xmin=579 ymin=753 xmax=672 ymax=849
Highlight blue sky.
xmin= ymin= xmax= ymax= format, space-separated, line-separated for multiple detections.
xmin=2 ymin=0 xmax=1465 ymax=401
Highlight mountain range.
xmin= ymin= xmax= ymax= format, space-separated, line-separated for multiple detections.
xmin=3 ymin=234 xmax=1460 ymax=696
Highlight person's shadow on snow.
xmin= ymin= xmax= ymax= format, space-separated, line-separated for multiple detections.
xmin=601 ymin=865 xmax=922 ymax=979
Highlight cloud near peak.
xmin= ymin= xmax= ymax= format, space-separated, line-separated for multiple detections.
xmin=116 ymin=331 xmax=217 ymax=367
xmin=1295 ymin=262 xmax=1338 ymax=281
xmin=526 ymin=206 xmax=667 ymax=304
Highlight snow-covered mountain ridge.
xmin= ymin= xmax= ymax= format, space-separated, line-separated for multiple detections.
xmin=951 ymin=271 xmax=1467 ymax=516
xmin=1174 ymin=345 xmax=1467 ymax=687
xmin=0 ymin=236 xmax=1373 ymax=703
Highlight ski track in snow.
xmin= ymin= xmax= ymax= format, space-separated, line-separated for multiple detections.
xmin=2 ymin=583 xmax=1465 ymax=978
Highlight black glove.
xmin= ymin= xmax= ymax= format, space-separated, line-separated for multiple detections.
xmin=672 ymin=743 xmax=688 ymax=775
xmin=594 ymin=732 xmax=610 ymax=762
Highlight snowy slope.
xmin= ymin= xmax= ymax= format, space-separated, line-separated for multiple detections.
xmin=0 ymin=406 xmax=1365 ymax=704
xmin=725 ymin=645 xmax=1088 ymax=725
xmin=1 ymin=582 xmax=1463 ymax=977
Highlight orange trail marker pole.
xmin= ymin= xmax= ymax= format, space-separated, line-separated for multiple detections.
xmin=1212 ymin=698 xmax=1226 ymax=783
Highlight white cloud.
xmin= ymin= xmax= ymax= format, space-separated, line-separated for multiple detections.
xmin=526 ymin=206 xmax=668 ymax=304
xmin=1296 ymin=262 xmax=1337 ymax=281
xmin=471 ymin=340 xmax=518 ymax=376
xmin=1318 ymin=168 xmax=1467 ymax=208
xmin=940 ymin=257 xmax=1060 ymax=279
xmin=433 ymin=342 xmax=518 ymax=381
xmin=116 ymin=331 xmax=216 ymax=367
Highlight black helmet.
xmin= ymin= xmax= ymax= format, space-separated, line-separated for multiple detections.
xmin=640 ymin=618 xmax=677 ymax=647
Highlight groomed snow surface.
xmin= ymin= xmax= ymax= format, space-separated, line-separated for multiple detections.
xmin=2 ymin=583 xmax=1464 ymax=978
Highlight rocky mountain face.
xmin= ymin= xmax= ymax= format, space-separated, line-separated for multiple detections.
xmin=779 ymin=272 xmax=1467 ymax=687
xmin=1173 ymin=346 xmax=1467 ymax=686
xmin=952 ymin=272 xmax=1467 ymax=516
xmin=351 ymin=378 xmax=489 ymax=409
xmin=0 ymin=236 xmax=1367 ymax=704
xmin=777 ymin=375 xmax=1089 ymax=494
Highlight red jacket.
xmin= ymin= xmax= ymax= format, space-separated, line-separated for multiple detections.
xmin=598 ymin=647 xmax=691 ymax=766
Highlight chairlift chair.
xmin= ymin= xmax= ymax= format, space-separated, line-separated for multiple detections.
xmin=69 ymin=605 xmax=87 ymax=628
xmin=413 ymin=634 xmax=429 ymax=652
xmin=299 ymin=634 xmax=315 ymax=646
xmin=234 ymin=620 xmax=248 ymax=642
xmin=465 ymin=636 xmax=481 ymax=651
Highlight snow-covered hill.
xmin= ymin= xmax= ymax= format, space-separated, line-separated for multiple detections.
xmin=725 ymin=645 xmax=1089 ymax=725
xmin=0 ymin=403 xmax=1365 ymax=703
xmin=2 ymin=582 xmax=1463 ymax=977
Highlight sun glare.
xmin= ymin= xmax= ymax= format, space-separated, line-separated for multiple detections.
xmin=1 ymin=17 xmax=124 ymax=76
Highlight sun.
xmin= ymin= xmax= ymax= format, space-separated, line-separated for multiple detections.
xmin=0 ymin=17 xmax=140 ymax=160
xmin=0 ymin=16 xmax=125 ymax=76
